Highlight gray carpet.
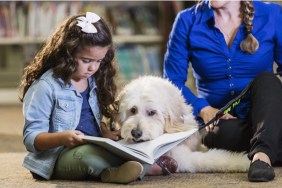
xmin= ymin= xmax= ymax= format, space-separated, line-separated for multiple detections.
xmin=1 ymin=106 xmax=281 ymax=187
xmin=0 ymin=152 xmax=282 ymax=188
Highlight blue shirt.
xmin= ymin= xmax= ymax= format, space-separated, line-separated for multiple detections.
xmin=76 ymin=86 xmax=101 ymax=136
xmin=164 ymin=1 xmax=282 ymax=119
xmin=22 ymin=69 xmax=102 ymax=179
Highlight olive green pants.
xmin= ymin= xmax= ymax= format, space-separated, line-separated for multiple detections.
xmin=52 ymin=144 xmax=149 ymax=180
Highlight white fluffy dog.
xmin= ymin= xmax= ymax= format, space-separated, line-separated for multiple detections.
xmin=116 ymin=76 xmax=250 ymax=173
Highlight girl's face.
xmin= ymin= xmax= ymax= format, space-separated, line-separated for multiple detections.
xmin=72 ymin=46 xmax=109 ymax=81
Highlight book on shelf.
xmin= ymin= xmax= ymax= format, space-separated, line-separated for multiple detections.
xmin=15 ymin=2 xmax=27 ymax=38
xmin=108 ymin=6 xmax=134 ymax=35
xmin=116 ymin=45 xmax=162 ymax=82
xmin=130 ymin=6 xmax=159 ymax=35
xmin=81 ymin=2 xmax=107 ymax=21
xmin=0 ymin=2 xmax=15 ymax=38
xmin=81 ymin=128 xmax=198 ymax=164
xmin=128 ymin=45 xmax=151 ymax=78
xmin=145 ymin=46 xmax=162 ymax=76
xmin=0 ymin=1 xmax=114 ymax=39
xmin=116 ymin=45 xmax=135 ymax=80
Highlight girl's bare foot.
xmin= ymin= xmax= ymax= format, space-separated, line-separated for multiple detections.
xmin=146 ymin=163 xmax=163 ymax=176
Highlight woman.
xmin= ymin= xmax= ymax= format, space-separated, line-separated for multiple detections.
xmin=164 ymin=0 xmax=282 ymax=182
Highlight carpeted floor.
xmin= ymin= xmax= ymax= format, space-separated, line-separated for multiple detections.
xmin=0 ymin=105 xmax=281 ymax=187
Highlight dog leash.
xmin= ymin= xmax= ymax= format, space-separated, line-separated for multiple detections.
xmin=198 ymin=71 xmax=282 ymax=130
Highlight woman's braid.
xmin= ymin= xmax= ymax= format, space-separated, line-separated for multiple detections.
xmin=240 ymin=0 xmax=259 ymax=54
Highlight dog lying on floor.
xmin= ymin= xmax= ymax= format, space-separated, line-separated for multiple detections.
xmin=115 ymin=76 xmax=250 ymax=173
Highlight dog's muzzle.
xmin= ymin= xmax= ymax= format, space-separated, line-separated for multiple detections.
xmin=131 ymin=128 xmax=145 ymax=143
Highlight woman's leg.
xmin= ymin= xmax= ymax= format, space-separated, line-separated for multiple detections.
xmin=202 ymin=118 xmax=253 ymax=152
xmin=248 ymin=72 xmax=282 ymax=165
xmin=203 ymin=72 xmax=282 ymax=165
xmin=246 ymin=72 xmax=282 ymax=182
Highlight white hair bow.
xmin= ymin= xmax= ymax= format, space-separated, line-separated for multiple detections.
xmin=76 ymin=12 xmax=101 ymax=33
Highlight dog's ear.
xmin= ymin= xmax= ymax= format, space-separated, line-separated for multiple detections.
xmin=111 ymin=100 xmax=122 ymax=128
xmin=116 ymin=86 xmax=127 ymax=103
xmin=164 ymin=115 xmax=190 ymax=133
xmin=110 ymin=112 xmax=121 ymax=131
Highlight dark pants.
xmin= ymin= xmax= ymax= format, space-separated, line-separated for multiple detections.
xmin=203 ymin=72 xmax=282 ymax=166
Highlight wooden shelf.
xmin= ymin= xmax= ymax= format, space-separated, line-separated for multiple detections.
xmin=0 ymin=35 xmax=162 ymax=45
xmin=114 ymin=35 xmax=162 ymax=44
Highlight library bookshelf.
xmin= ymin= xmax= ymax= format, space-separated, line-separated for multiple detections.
xmin=0 ymin=35 xmax=162 ymax=45
xmin=0 ymin=1 xmax=171 ymax=104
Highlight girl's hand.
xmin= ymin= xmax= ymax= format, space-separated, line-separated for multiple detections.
xmin=60 ymin=130 xmax=86 ymax=148
xmin=34 ymin=130 xmax=86 ymax=151
xmin=100 ymin=122 xmax=120 ymax=141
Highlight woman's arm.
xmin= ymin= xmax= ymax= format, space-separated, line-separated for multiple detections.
xmin=274 ymin=4 xmax=282 ymax=72
xmin=163 ymin=10 xmax=209 ymax=117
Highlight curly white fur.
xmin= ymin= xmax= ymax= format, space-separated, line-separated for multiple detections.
xmin=117 ymin=76 xmax=250 ymax=173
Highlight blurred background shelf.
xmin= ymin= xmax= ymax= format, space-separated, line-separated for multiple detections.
xmin=0 ymin=89 xmax=20 ymax=104
xmin=0 ymin=35 xmax=163 ymax=45
xmin=0 ymin=1 xmax=195 ymax=104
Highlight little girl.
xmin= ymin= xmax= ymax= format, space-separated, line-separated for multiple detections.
xmin=19 ymin=12 xmax=177 ymax=183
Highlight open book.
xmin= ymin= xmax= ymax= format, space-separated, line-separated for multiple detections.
xmin=81 ymin=128 xmax=198 ymax=164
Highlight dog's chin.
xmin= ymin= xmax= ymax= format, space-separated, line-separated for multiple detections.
xmin=126 ymin=138 xmax=149 ymax=143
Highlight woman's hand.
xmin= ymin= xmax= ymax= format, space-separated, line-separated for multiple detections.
xmin=100 ymin=122 xmax=120 ymax=141
xmin=199 ymin=106 xmax=219 ymax=132
xmin=199 ymin=106 xmax=236 ymax=132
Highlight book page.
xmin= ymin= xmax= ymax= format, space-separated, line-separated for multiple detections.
xmin=118 ymin=128 xmax=198 ymax=161
xmin=81 ymin=136 xmax=155 ymax=164
xmin=81 ymin=128 xmax=198 ymax=164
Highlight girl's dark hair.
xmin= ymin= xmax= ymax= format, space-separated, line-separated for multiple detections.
xmin=195 ymin=0 xmax=259 ymax=54
xmin=19 ymin=13 xmax=117 ymax=118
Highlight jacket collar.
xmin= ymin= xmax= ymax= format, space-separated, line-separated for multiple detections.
xmin=56 ymin=72 xmax=97 ymax=90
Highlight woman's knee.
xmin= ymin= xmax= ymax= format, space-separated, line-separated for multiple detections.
xmin=202 ymin=119 xmax=252 ymax=152
xmin=253 ymin=72 xmax=280 ymax=86
xmin=251 ymin=71 xmax=282 ymax=96
xmin=256 ymin=71 xmax=274 ymax=79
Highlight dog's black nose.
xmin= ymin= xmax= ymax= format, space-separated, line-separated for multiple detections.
xmin=131 ymin=129 xmax=142 ymax=139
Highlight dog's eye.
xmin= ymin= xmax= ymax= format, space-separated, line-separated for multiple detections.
xmin=147 ymin=110 xmax=156 ymax=116
xmin=130 ymin=106 xmax=138 ymax=115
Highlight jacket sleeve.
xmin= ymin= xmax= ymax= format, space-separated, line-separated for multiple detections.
xmin=23 ymin=80 xmax=54 ymax=153
xmin=163 ymin=10 xmax=209 ymax=117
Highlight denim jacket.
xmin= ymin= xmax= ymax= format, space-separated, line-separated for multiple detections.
xmin=22 ymin=69 xmax=102 ymax=180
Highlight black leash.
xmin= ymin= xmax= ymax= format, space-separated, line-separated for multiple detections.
xmin=198 ymin=71 xmax=282 ymax=130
